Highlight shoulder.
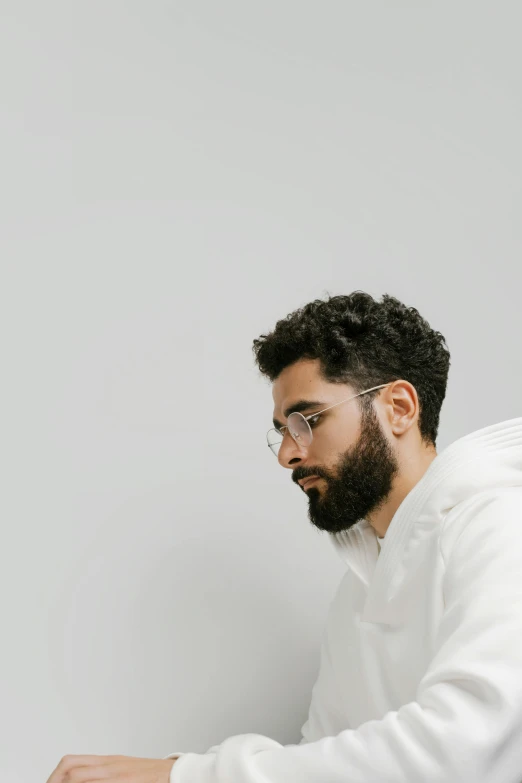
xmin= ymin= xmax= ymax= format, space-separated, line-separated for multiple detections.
xmin=439 ymin=487 xmax=522 ymax=571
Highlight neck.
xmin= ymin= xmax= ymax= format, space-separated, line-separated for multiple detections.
xmin=368 ymin=445 xmax=438 ymax=538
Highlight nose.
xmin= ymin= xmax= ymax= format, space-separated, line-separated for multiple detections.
xmin=277 ymin=430 xmax=309 ymax=468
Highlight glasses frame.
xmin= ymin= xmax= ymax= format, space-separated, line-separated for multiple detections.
xmin=266 ymin=382 xmax=392 ymax=456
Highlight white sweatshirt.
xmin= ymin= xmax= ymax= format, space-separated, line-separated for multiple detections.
xmin=164 ymin=416 xmax=522 ymax=782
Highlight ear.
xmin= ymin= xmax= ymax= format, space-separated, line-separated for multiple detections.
xmin=383 ymin=380 xmax=419 ymax=436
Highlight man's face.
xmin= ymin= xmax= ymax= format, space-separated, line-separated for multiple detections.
xmin=271 ymin=359 xmax=400 ymax=534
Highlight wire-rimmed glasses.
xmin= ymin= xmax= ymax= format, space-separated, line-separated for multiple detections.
xmin=266 ymin=383 xmax=392 ymax=457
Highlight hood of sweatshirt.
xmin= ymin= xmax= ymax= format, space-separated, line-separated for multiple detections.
xmin=329 ymin=416 xmax=522 ymax=623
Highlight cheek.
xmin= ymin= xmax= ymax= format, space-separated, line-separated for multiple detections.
xmin=308 ymin=442 xmax=338 ymax=474
xmin=323 ymin=426 xmax=352 ymax=455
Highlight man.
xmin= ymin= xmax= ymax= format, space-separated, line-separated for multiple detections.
xmin=47 ymin=292 xmax=522 ymax=783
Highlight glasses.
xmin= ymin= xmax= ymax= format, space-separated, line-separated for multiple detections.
xmin=266 ymin=383 xmax=392 ymax=457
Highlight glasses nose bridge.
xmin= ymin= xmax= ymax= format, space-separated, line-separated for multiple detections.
xmin=278 ymin=433 xmax=307 ymax=466
xmin=278 ymin=413 xmax=312 ymax=462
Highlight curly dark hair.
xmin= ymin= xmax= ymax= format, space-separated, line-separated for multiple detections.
xmin=252 ymin=292 xmax=450 ymax=447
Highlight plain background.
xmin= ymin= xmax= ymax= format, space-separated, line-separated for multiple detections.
xmin=1 ymin=2 xmax=521 ymax=780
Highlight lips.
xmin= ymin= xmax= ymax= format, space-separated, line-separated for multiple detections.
xmin=301 ymin=476 xmax=320 ymax=490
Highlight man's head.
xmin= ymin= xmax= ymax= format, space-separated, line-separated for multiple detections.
xmin=252 ymin=292 xmax=450 ymax=534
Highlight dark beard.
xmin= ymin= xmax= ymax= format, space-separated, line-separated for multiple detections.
xmin=305 ymin=405 xmax=400 ymax=534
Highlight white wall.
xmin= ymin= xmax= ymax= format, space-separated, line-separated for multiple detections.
xmin=1 ymin=3 xmax=521 ymax=780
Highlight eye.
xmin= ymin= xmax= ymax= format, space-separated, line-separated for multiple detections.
xmin=307 ymin=413 xmax=322 ymax=428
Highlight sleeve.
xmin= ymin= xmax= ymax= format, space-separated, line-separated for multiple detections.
xmin=169 ymin=491 xmax=522 ymax=783
xmin=163 ymin=747 xmax=221 ymax=765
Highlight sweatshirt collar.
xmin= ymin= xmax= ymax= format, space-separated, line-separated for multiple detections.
xmin=329 ymin=417 xmax=522 ymax=624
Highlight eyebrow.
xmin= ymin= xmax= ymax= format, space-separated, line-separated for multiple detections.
xmin=272 ymin=399 xmax=326 ymax=430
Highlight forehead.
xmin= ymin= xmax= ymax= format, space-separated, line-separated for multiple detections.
xmin=271 ymin=358 xmax=351 ymax=415
xmin=272 ymin=358 xmax=325 ymax=403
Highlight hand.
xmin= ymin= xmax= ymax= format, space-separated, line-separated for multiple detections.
xmin=45 ymin=754 xmax=177 ymax=783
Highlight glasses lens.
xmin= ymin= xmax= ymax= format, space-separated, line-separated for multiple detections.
xmin=287 ymin=412 xmax=312 ymax=447
xmin=266 ymin=414 xmax=312 ymax=457
xmin=267 ymin=428 xmax=283 ymax=456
